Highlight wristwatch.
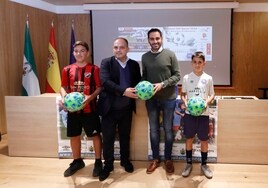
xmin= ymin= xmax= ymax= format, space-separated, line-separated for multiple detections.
xmin=161 ymin=82 xmax=165 ymax=88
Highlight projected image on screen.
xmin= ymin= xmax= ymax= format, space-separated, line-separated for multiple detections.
xmin=92 ymin=9 xmax=232 ymax=86
xmin=118 ymin=26 xmax=212 ymax=62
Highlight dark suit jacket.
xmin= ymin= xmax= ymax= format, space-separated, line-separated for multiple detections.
xmin=97 ymin=56 xmax=141 ymax=116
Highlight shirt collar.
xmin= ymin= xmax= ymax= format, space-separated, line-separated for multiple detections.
xmin=115 ymin=57 xmax=129 ymax=68
xmin=151 ymin=46 xmax=163 ymax=54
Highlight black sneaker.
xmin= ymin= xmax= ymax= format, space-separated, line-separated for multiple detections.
xmin=99 ymin=165 xmax=114 ymax=181
xmin=120 ymin=161 xmax=134 ymax=173
xmin=64 ymin=159 xmax=85 ymax=177
xmin=92 ymin=160 xmax=103 ymax=177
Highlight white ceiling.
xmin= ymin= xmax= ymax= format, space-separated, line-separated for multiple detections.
xmin=41 ymin=0 xmax=268 ymax=6
xmin=10 ymin=0 xmax=268 ymax=13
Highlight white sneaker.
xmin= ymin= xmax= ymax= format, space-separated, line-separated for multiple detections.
xmin=182 ymin=163 xmax=192 ymax=177
xmin=201 ymin=164 xmax=213 ymax=179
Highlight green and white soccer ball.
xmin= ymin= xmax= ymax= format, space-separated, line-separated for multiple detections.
xmin=187 ymin=96 xmax=205 ymax=116
xmin=135 ymin=81 xmax=154 ymax=100
xmin=64 ymin=92 xmax=85 ymax=112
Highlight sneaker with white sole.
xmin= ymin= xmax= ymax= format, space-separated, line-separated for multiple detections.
xmin=182 ymin=163 xmax=192 ymax=177
xmin=201 ymin=164 xmax=213 ymax=179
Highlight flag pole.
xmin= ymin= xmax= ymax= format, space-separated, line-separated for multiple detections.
xmin=70 ymin=19 xmax=76 ymax=64
xmin=72 ymin=19 xmax=74 ymax=30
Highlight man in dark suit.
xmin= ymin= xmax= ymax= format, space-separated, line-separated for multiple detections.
xmin=97 ymin=37 xmax=141 ymax=181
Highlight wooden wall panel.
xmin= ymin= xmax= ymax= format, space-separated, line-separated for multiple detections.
xmin=0 ymin=0 xmax=10 ymax=134
xmin=5 ymin=96 xmax=58 ymax=157
xmin=216 ymin=13 xmax=268 ymax=97
xmin=131 ymin=100 xmax=149 ymax=160
xmin=0 ymin=0 xmax=56 ymax=134
xmin=57 ymin=14 xmax=92 ymax=70
xmin=7 ymin=2 xmax=57 ymax=95
xmin=217 ymin=99 xmax=268 ymax=164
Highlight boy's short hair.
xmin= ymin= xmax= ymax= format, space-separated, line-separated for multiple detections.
xmin=192 ymin=51 xmax=205 ymax=61
xmin=73 ymin=41 xmax=89 ymax=51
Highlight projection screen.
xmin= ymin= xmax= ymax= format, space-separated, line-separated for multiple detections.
xmin=91 ymin=9 xmax=233 ymax=86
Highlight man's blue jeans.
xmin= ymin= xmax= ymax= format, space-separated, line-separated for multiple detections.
xmin=145 ymin=98 xmax=176 ymax=160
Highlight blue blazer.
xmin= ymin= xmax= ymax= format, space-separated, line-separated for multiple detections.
xmin=97 ymin=56 xmax=141 ymax=116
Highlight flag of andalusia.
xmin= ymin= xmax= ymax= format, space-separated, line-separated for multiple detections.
xmin=22 ymin=20 xmax=40 ymax=96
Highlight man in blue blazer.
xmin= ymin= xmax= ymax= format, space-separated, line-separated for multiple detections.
xmin=97 ymin=37 xmax=141 ymax=181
